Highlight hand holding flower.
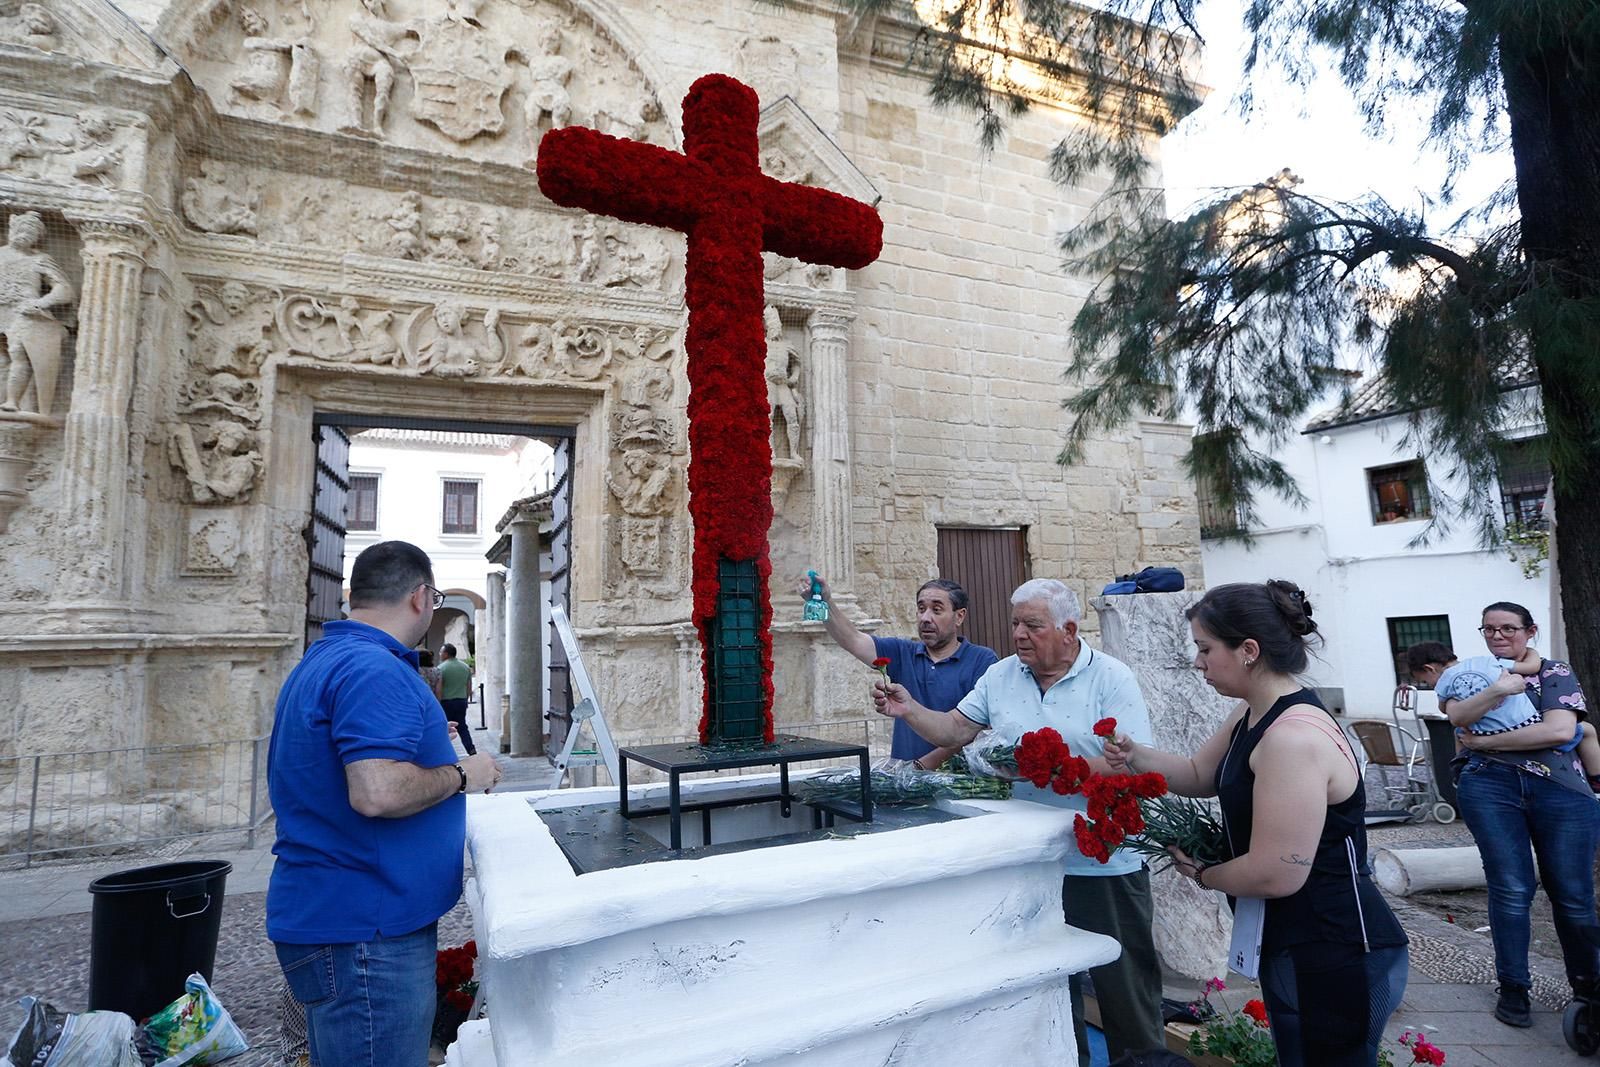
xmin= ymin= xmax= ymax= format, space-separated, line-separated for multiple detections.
xmin=873 ymin=679 xmax=911 ymax=718
xmin=871 ymin=656 xmax=892 ymax=687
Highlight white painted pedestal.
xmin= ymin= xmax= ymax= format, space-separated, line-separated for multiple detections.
xmin=447 ymin=775 xmax=1121 ymax=1067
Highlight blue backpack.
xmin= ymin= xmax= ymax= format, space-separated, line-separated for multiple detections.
xmin=1101 ymin=567 xmax=1186 ymax=596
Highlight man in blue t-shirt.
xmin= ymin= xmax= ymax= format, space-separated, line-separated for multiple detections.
xmin=800 ymin=573 xmax=998 ymax=767
xmin=268 ymin=541 xmax=501 ymax=1066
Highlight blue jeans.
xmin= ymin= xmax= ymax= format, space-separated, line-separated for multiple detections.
xmin=1457 ymin=757 xmax=1600 ymax=988
xmin=1259 ymin=943 xmax=1409 ymax=1066
xmin=276 ymin=922 xmax=437 ymax=1067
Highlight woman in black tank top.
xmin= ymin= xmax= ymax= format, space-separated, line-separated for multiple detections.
xmin=1104 ymin=581 xmax=1408 ymax=1066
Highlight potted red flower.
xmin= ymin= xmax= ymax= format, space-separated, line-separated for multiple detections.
xmin=432 ymin=939 xmax=479 ymax=1049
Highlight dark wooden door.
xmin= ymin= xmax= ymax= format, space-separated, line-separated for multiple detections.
xmin=936 ymin=527 xmax=1030 ymax=657
xmin=545 ymin=436 xmax=574 ymax=756
xmin=304 ymin=424 xmax=351 ymax=650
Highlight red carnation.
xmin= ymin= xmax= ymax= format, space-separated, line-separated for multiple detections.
xmin=445 ymin=988 xmax=473 ymax=1012
xmin=872 ymin=657 xmax=890 ymax=669
xmin=464 ymin=939 xmax=477 ymax=958
xmin=1243 ymin=999 xmax=1269 ymax=1027
xmin=1093 ymin=717 xmax=1118 ymax=738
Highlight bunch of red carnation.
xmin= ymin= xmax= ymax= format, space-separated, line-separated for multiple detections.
xmin=1015 ymin=718 xmax=1169 ymax=864
xmin=436 ymin=940 xmax=478 ymax=1012
xmin=1015 ymin=728 xmax=1091 ymax=794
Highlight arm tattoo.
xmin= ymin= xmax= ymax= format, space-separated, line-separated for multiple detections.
xmin=1280 ymin=853 xmax=1313 ymax=867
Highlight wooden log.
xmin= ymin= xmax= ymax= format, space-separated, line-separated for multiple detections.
xmin=1372 ymin=846 xmax=1487 ymax=896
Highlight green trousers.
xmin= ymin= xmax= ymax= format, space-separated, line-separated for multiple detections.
xmin=1063 ymin=868 xmax=1165 ymax=1062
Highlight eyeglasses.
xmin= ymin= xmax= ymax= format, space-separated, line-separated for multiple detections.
xmin=417 ymin=583 xmax=446 ymax=609
xmin=1478 ymin=625 xmax=1526 ymax=637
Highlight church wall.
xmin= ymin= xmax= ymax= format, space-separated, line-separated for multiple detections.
xmin=832 ymin=52 xmax=1201 ymax=646
xmin=0 ymin=0 xmax=1201 ymax=793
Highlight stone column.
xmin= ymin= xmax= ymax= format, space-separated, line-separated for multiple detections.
xmin=506 ymin=512 xmax=544 ymax=757
xmin=1091 ymin=590 xmax=1235 ymax=980
xmin=483 ymin=570 xmax=507 ymax=739
xmin=805 ymin=307 xmax=855 ymax=595
xmin=54 ymin=217 xmax=150 ymax=605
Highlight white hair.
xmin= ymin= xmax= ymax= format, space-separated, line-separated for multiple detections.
xmin=1010 ymin=578 xmax=1080 ymax=628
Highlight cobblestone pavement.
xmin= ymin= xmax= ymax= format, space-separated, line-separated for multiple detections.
xmin=0 ymin=890 xmax=477 ymax=1065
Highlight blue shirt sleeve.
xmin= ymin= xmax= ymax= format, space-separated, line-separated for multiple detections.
xmin=330 ymin=657 xmax=430 ymax=765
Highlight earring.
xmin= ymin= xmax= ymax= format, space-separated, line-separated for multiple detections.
xmin=1244 ymin=659 xmax=1255 ymax=668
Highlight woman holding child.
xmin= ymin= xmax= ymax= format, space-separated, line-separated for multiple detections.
xmin=1431 ymin=602 xmax=1598 ymax=1029
xmin=1105 ymin=580 xmax=1407 ymax=1066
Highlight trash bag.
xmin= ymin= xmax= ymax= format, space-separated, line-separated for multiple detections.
xmin=4 ymin=997 xmax=141 ymax=1067
xmin=134 ymin=973 xmax=249 ymax=1067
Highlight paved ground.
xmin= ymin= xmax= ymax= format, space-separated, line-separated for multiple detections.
xmin=0 ymin=745 xmax=1594 ymax=1066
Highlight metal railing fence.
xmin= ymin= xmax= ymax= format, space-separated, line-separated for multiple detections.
xmin=0 ymin=736 xmax=271 ymax=867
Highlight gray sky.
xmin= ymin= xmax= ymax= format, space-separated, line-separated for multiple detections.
xmin=1159 ymin=1 xmax=1514 ymax=219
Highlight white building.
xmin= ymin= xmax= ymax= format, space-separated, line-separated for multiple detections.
xmin=1199 ymin=374 xmax=1552 ymax=721
xmin=341 ymin=429 xmax=554 ymax=657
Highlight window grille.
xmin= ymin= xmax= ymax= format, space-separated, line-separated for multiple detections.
xmin=1367 ymin=461 xmax=1431 ymax=524
xmin=346 ymin=474 xmax=379 ymax=531
xmin=441 ymin=479 xmax=479 ymax=534
xmin=1386 ymin=615 xmax=1452 ymax=685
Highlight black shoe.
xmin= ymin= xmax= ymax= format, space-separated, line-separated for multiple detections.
xmin=1495 ymin=983 xmax=1533 ymax=1027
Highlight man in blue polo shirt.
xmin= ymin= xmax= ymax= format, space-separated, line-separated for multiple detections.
xmin=268 ymin=541 xmax=501 ymax=1065
xmin=801 ymin=573 xmax=998 ymax=768
xmin=872 ymin=577 xmax=1164 ymax=1064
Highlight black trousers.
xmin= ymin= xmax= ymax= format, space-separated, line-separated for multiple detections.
xmin=441 ymin=697 xmax=475 ymax=755
xmin=1063 ymin=868 xmax=1165 ymax=1062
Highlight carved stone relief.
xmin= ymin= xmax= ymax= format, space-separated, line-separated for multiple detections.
xmin=0 ymin=107 xmax=139 ymax=189
xmin=411 ymin=302 xmax=502 ymax=376
xmin=736 ymin=36 xmax=801 ymax=105
xmin=185 ymin=281 xmax=276 ymax=377
xmin=0 ymin=210 xmax=74 ymax=418
xmin=178 ymin=370 xmax=261 ymax=426
xmin=1 ymin=4 xmax=62 ymax=52
xmin=181 ymin=507 xmax=244 ymax=575
xmin=179 ymin=0 xmax=669 ymax=163
xmin=167 ymin=418 xmax=263 ymax=504
xmin=606 ymin=448 xmax=673 ymax=517
xmin=230 ymin=6 xmax=319 ymax=117
xmin=181 ymin=160 xmax=262 ymax=235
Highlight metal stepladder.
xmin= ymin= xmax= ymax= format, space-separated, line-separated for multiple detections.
xmin=548 ymin=604 xmax=620 ymax=787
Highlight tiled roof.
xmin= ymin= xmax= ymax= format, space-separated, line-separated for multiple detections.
xmin=354 ymin=428 xmax=519 ymax=449
xmin=1304 ymin=356 xmax=1538 ymax=433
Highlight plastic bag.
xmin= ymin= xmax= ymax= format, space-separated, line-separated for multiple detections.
xmin=4 ymin=997 xmax=141 ymax=1067
xmin=960 ymin=729 xmax=1022 ymax=780
xmin=135 ymin=974 xmax=249 ymax=1067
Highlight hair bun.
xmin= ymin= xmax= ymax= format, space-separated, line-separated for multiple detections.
xmin=1266 ymin=579 xmax=1318 ymax=637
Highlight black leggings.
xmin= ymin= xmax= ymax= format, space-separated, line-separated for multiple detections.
xmin=1259 ymin=943 xmax=1409 ymax=1066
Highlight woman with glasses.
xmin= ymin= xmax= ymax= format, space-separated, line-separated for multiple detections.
xmin=1440 ymin=601 xmax=1598 ymax=1029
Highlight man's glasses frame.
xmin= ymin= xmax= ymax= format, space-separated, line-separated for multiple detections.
xmin=1478 ymin=625 xmax=1526 ymax=637
xmin=418 ymin=583 xmax=446 ymax=609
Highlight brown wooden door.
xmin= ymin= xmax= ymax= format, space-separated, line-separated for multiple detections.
xmin=936 ymin=527 xmax=1030 ymax=657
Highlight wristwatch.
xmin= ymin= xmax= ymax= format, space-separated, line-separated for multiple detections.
xmin=453 ymin=763 xmax=468 ymax=794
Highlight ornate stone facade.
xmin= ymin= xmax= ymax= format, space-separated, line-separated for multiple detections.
xmin=0 ymin=0 xmax=1201 ymax=820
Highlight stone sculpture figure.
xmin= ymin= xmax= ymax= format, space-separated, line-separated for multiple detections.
xmin=425 ymin=204 xmax=473 ymax=264
xmin=763 ymin=306 xmax=804 ymax=459
xmin=609 ymin=232 xmax=670 ymax=288
xmin=415 ymin=302 xmax=501 ymax=377
xmin=504 ymin=320 xmax=553 ymax=377
xmin=595 ymin=93 xmax=663 ymax=143
xmin=343 ymin=302 xmax=401 ymax=364
xmin=385 ymin=191 xmax=423 ymax=259
xmin=342 ymin=4 xmax=399 ymax=134
xmin=168 ymin=419 xmax=263 ymax=504
xmin=181 ymin=160 xmax=261 ymax=235
xmin=0 ymin=211 xmax=73 ymax=417
xmin=574 ymin=217 xmax=601 ymax=282
xmin=522 ymin=21 xmax=573 ymax=140
xmin=230 ymin=8 xmax=319 ymax=116
xmin=606 ymin=448 xmax=673 ymax=516
xmin=188 ymin=281 xmax=273 ymax=376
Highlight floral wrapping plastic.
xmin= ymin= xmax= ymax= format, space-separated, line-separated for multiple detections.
xmin=134 ymin=973 xmax=248 ymax=1067
xmin=4 ymin=998 xmax=141 ymax=1067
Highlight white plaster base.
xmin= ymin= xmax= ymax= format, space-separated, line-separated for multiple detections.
xmin=450 ymin=774 xmax=1121 ymax=1067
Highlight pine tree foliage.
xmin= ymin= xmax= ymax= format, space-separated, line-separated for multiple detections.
xmin=837 ymin=0 xmax=1600 ymax=684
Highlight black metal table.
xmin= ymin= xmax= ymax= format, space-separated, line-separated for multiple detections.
xmin=617 ymin=734 xmax=872 ymax=850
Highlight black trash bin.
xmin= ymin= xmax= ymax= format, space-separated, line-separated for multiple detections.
xmin=1420 ymin=715 xmax=1461 ymax=809
xmin=87 ymin=860 xmax=231 ymax=1021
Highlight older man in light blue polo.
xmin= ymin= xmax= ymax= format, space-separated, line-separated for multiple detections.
xmin=872 ymin=577 xmax=1164 ymax=1062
